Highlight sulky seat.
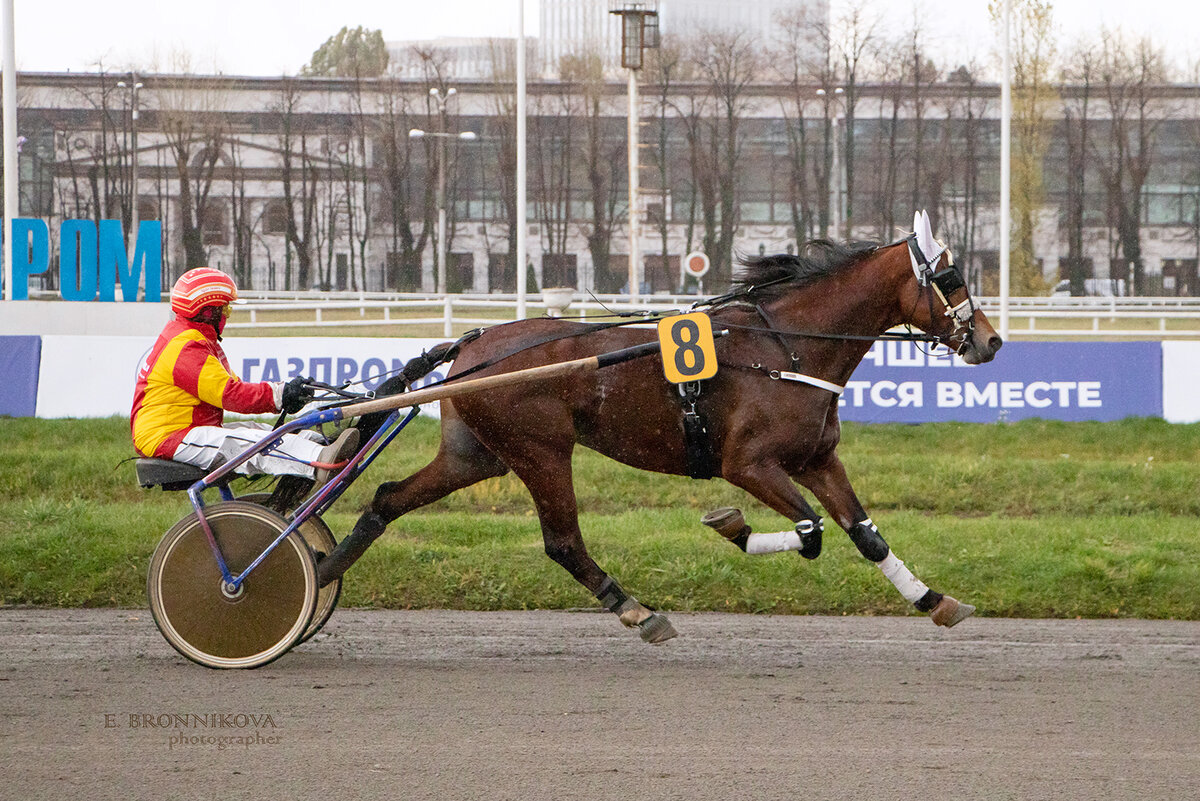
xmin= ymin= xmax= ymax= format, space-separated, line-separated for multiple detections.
xmin=135 ymin=458 xmax=212 ymax=491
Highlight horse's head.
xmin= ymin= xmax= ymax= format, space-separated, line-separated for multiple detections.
xmin=901 ymin=211 xmax=1002 ymax=365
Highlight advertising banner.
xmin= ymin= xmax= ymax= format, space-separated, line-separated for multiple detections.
xmin=1162 ymin=341 xmax=1200 ymax=423
xmin=836 ymin=341 xmax=1162 ymax=423
xmin=36 ymin=336 xmax=448 ymax=419
xmin=28 ymin=336 xmax=1169 ymax=423
xmin=0 ymin=336 xmax=42 ymax=417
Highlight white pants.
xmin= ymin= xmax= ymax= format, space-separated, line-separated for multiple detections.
xmin=171 ymin=422 xmax=324 ymax=478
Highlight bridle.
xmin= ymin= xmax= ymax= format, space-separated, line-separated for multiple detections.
xmin=903 ymin=232 xmax=977 ymax=346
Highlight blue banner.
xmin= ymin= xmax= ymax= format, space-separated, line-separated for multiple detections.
xmin=837 ymin=341 xmax=1162 ymax=423
xmin=0 ymin=336 xmax=42 ymax=417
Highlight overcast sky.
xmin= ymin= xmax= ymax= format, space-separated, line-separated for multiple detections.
xmin=5 ymin=0 xmax=1196 ymax=77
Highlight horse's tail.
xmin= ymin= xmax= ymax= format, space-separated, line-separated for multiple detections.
xmin=354 ymin=328 xmax=482 ymax=440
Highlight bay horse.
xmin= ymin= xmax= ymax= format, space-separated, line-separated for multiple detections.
xmin=320 ymin=215 xmax=1002 ymax=643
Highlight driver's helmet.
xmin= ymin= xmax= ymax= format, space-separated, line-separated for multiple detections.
xmin=170 ymin=267 xmax=238 ymax=318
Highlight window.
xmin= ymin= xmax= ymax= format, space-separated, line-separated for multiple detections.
xmin=263 ymin=200 xmax=289 ymax=235
xmin=202 ymin=201 xmax=228 ymax=246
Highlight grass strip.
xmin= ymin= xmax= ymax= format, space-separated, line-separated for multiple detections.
xmin=0 ymin=416 xmax=1197 ymax=618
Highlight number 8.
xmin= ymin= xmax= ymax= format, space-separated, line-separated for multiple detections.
xmin=671 ymin=319 xmax=705 ymax=376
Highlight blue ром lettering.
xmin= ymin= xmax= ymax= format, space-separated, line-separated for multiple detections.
xmin=6 ymin=217 xmax=163 ymax=301
xmin=59 ymin=219 xmax=98 ymax=301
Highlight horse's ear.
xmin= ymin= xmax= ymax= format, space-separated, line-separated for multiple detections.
xmin=916 ymin=209 xmax=937 ymax=261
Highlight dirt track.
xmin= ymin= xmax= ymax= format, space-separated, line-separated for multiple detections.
xmin=0 ymin=608 xmax=1196 ymax=801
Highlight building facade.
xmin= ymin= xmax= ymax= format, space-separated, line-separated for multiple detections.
xmin=8 ymin=70 xmax=1200 ymax=298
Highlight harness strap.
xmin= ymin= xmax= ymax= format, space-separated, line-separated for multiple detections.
xmin=678 ymin=381 xmax=718 ymax=480
xmin=770 ymin=370 xmax=845 ymax=395
xmin=753 ymin=303 xmax=799 ymax=366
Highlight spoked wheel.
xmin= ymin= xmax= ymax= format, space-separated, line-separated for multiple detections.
xmin=147 ymin=501 xmax=318 ymax=669
xmin=239 ymin=493 xmax=342 ymax=644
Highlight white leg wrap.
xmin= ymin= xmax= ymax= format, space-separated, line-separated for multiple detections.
xmin=745 ymin=530 xmax=803 ymax=555
xmin=877 ymin=551 xmax=930 ymax=604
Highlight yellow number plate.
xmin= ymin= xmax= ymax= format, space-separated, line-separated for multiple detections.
xmin=658 ymin=312 xmax=719 ymax=384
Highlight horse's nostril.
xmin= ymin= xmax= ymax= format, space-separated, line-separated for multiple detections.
xmin=988 ymin=335 xmax=1003 ymax=353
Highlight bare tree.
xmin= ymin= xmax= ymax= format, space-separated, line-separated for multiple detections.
xmin=1093 ymin=31 xmax=1169 ymax=295
xmin=274 ymin=77 xmax=319 ymax=290
xmin=529 ymin=66 xmax=576 ymax=281
xmin=482 ymin=38 xmax=522 ymax=292
xmin=772 ymin=5 xmax=822 ymax=243
xmin=155 ymin=59 xmax=234 ymax=272
xmin=870 ymin=47 xmax=906 ymax=240
xmin=227 ymin=137 xmax=253 ymax=288
xmin=688 ymin=29 xmax=761 ymax=284
xmin=377 ymin=71 xmax=421 ymax=291
xmin=1061 ymin=42 xmax=1096 ymax=296
xmin=832 ymin=2 xmax=879 ymax=237
xmin=563 ymin=47 xmax=623 ymax=293
xmin=995 ymin=0 xmax=1056 ymax=295
xmin=939 ymin=64 xmax=991 ymax=291
xmin=645 ymin=41 xmax=683 ymax=288
xmin=903 ymin=21 xmax=941 ymax=218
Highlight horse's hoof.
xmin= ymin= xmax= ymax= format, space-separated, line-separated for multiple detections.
xmin=638 ymin=612 xmax=678 ymax=644
xmin=930 ymin=595 xmax=976 ymax=628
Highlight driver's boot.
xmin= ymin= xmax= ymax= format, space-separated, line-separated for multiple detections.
xmin=313 ymin=428 xmax=360 ymax=486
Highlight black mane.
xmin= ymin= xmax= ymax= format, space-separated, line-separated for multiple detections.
xmin=733 ymin=239 xmax=880 ymax=296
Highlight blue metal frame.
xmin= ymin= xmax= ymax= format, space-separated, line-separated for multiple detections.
xmin=185 ymin=405 xmax=422 ymax=590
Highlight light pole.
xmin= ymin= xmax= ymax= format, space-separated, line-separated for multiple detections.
xmin=610 ymin=2 xmax=658 ymax=305
xmin=2 ymin=0 xmax=18 ymax=301
xmin=817 ymin=86 xmax=845 ymax=241
xmin=410 ymin=87 xmax=475 ymax=296
xmin=117 ymin=74 xmax=143 ymax=247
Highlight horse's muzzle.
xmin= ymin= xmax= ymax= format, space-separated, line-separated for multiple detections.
xmin=960 ymin=332 xmax=1003 ymax=365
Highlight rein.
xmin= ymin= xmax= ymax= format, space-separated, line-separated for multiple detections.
xmin=362 ymin=236 xmax=964 ymax=404
xmin=711 ymin=317 xmax=943 ymax=344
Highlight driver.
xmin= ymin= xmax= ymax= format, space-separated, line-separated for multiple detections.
xmin=130 ymin=267 xmax=358 ymax=484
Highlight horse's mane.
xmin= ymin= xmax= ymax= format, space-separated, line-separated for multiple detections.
xmin=733 ymin=239 xmax=881 ymax=297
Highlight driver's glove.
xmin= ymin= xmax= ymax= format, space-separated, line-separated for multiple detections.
xmin=280 ymin=376 xmax=316 ymax=414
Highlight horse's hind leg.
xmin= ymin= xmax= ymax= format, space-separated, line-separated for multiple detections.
xmin=317 ymin=406 xmax=509 ymax=586
xmin=797 ymin=450 xmax=975 ymax=628
xmin=484 ymin=441 xmax=677 ymax=644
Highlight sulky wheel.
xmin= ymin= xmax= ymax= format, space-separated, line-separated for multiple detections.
xmin=239 ymin=493 xmax=342 ymax=644
xmin=147 ymin=501 xmax=318 ymax=669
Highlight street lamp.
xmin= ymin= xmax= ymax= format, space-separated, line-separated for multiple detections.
xmin=610 ymin=2 xmax=659 ymax=305
xmin=816 ymin=86 xmax=845 ymax=241
xmin=410 ymin=87 xmax=476 ymax=295
xmin=117 ymin=74 xmax=144 ymax=246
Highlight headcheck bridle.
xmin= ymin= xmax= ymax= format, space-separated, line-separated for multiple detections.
xmin=905 ymin=209 xmax=976 ymax=341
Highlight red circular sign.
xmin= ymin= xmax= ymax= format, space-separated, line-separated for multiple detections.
xmin=683 ymin=251 xmax=710 ymax=279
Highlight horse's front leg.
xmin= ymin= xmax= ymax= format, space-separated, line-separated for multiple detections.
xmin=716 ymin=459 xmax=827 ymax=559
xmin=797 ymin=450 xmax=975 ymax=628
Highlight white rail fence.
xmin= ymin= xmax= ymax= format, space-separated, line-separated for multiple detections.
xmin=227 ymin=291 xmax=1200 ymax=338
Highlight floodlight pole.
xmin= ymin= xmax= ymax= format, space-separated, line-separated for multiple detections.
xmin=627 ymin=69 xmax=640 ymax=304
xmin=999 ymin=0 xmax=1012 ymax=339
xmin=611 ymin=3 xmax=658 ymax=306
xmin=516 ymin=0 xmax=527 ymax=318
xmin=2 ymin=0 xmax=17 ymax=301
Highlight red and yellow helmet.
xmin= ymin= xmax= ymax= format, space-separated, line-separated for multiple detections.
xmin=170 ymin=268 xmax=238 ymax=318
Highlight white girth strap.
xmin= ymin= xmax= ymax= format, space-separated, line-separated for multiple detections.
xmin=771 ymin=370 xmax=845 ymax=395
